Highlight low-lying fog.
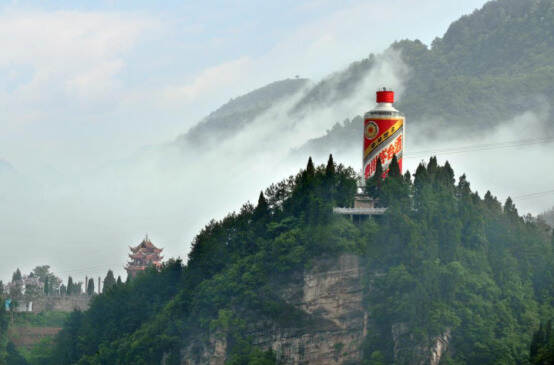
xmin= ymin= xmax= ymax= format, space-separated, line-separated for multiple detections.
xmin=1 ymin=53 xmax=552 ymax=284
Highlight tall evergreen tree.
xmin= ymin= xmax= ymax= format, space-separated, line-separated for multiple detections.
xmin=484 ymin=190 xmax=501 ymax=211
xmin=375 ymin=157 xmax=383 ymax=180
xmin=438 ymin=161 xmax=455 ymax=187
xmin=253 ymin=191 xmax=269 ymax=220
xmin=117 ymin=276 xmax=123 ymax=286
xmin=11 ymin=269 xmax=22 ymax=283
xmin=427 ymin=156 xmax=438 ymax=175
xmin=306 ymin=157 xmax=315 ymax=178
xmin=366 ymin=158 xmax=383 ymax=198
xmin=325 ymin=154 xmax=335 ymax=177
xmin=413 ymin=163 xmax=428 ymax=191
xmin=67 ymin=277 xmax=74 ymax=296
xmin=44 ymin=276 xmax=50 ymax=296
xmin=388 ymin=154 xmax=401 ymax=179
xmin=403 ymin=170 xmax=412 ymax=185
xmin=457 ymin=174 xmax=471 ymax=197
xmin=504 ymin=197 xmax=519 ymax=219
xmin=87 ymin=279 xmax=95 ymax=296
xmin=103 ymin=270 xmax=116 ymax=291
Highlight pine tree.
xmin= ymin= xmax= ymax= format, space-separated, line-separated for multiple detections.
xmin=87 ymin=279 xmax=95 ymax=296
xmin=457 ymin=174 xmax=471 ymax=197
xmin=388 ymin=154 xmax=401 ymax=179
xmin=375 ymin=157 xmax=383 ymax=180
xmin=366 ymin=158 xmax=384 ymax=198
xmin=427 ymin=156 xmax=438 ymax=175
xmin=12 ymin=269 xmax=22 ymax=283
xmin=403 ymin=170 xmax=412 ymax=185
xmin=504 ymin=197 xmax=519 ymax=219
xmin=414 ymin=163 xmax=428 ymax=189
xmin=67 ymin=277 xmax=74 ymax=296
xmin=325 ymin=154 xmax=335 ymax=177
xmin=59 ymin=284 xmax=66 ymax=296
xmin=437 ymin=161 xmax=455 ymax=187
xmin=44 ymin=276 xmax=50 ymax=296
xmin=253 ymin=191 xmax=269 ymax=220
xmin=484 ymin=190 xmax=502 ymax=212
xmin=306 ymin=157 xmax=315 ymax=178
xmin=117 ymin=276 xmax=123 ymax=286
xmin=74 ymin=282 xmax=83 ymax=295
xmin=103 ymin=270 xmax=116 ymax=291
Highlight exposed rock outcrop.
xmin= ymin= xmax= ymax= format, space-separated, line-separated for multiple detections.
xmin=179 ymin=254 xmax=452 ymax=364
xmin=392 ymin=323 xmax=451 ymax=365
xmin=180 ymin=254 xmax=366 ymax=364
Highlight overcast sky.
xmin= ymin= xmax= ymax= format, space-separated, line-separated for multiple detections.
xmin=1 ymin=0 xmax=496 ymax=283
xmin=0 ymin=0 xmax=491 ymax=171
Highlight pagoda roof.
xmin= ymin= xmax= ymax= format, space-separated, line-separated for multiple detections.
xmin=129 ymin=235 xmax=163 ymax=254
xmin=128 ymin=252 xmax=163 ymax=260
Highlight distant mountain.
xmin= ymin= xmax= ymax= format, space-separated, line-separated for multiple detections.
xmin=171 ymin=0 xmax=554 ymax=158
xmin=298 ymin=0 xmax=554 ymax=154
xmin=290 ymin=56 xmax=376 ymax=116
xmin=175 ymin=78 xmax=308 ymax=148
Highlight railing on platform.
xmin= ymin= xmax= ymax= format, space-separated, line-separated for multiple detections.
xmin=333 ymin=207 xmax=387 ymax=215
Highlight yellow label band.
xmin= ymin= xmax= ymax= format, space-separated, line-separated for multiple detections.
xmin=363 ymin=119 xmax=403 ymax=159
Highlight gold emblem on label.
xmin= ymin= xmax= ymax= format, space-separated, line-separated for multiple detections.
xmin=365 ymin=121 xmax=379 ymax=139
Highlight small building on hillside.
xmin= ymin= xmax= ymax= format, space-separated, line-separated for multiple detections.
xmin=125 ymin=235 xmax=164 ymax=279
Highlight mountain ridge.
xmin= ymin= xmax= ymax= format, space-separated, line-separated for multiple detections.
xmin=171 ymin=0 xmax=554 ymax=159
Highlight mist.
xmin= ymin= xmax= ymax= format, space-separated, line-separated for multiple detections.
xmin=326 ymin=94 xmax=554 ymax=217
xmin=2 ymin=49 xmax=553 ymax=285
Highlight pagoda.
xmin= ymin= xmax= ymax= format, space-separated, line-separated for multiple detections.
xmin=125 ymin=235 xmax=164 ymax=279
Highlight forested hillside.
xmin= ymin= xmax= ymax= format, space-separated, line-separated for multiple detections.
xmin=280 ymin=0 xmax=554 ymax=155
xmin=170 ymin=0 xmax=554 ymax=158
xmin=26 ymin=155 xmax=553 ymax=365
xmin=0 ymin=304 xmax=7 ymax=363
xmin=175 ymin=78 xmax=308 ymax=149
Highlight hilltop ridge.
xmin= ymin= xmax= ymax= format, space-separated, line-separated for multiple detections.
xmin=23 ymin=155 xmax=554 ymax=365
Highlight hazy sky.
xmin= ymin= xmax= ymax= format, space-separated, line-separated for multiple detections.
xmin=1 ymin=0 xmax=499 ymax=283
xmin=1 ymin=0 xmax=490 ymax=171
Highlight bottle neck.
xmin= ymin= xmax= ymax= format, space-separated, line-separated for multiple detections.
xmin=372 ymin=102 xmax=398 ymax=112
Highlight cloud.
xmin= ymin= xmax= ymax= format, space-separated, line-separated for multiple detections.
xmin=0 ymin=0 xmax=497 ymax=283
xmin=0 ymin=10 xmax=153 ymax=119
xmin=160 ymin=57 xmax=252 ymax=103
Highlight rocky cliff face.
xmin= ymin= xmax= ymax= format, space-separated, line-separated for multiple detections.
xmin=179 ymin=254 xmax=451 ymax=365
xmin=180 ymin=254 xmax=366 ymax=365
xmin=392 ymin=323 xmax=451 ymax=365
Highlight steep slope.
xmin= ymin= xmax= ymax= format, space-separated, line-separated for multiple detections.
xmin=175 ymin=78 xmax=308 ymax=148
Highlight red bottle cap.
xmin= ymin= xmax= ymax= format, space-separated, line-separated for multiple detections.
xmin=376 ymin=89 xmax=394 ymax=103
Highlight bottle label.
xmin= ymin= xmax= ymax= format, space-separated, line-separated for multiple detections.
xmin=363 ymin=118 xmax=404 ymax=179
